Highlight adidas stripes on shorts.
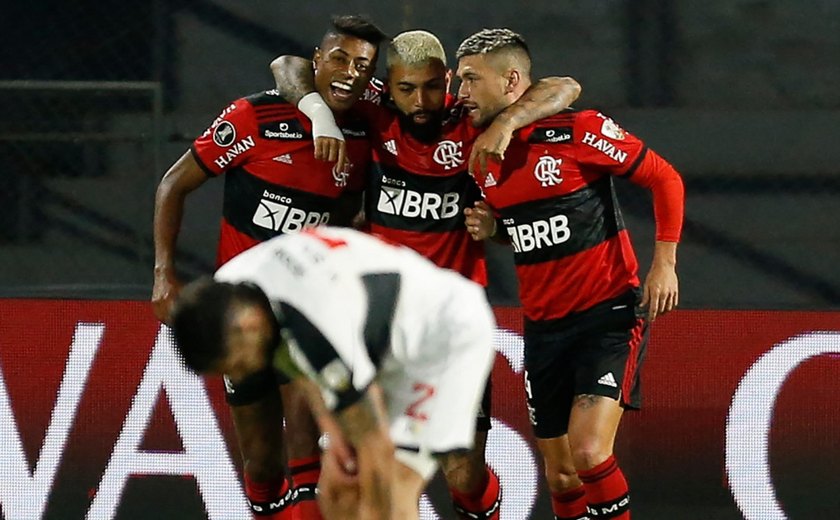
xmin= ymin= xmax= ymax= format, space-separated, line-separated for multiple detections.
xmin=522 ymin=294 xmax=649 ymax=439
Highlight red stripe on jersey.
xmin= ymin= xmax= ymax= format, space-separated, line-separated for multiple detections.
xmin=368 ymin=224 xmax=487 ymax=286
xmin=516 ymin=232 xmax=639 ymax=322
xmin=621 ymin=319 xmax=645 ymax=403
xmin=215 ymin=219 xmax=261 ymax=268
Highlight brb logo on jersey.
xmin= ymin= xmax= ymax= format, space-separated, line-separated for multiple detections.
xmin=213 ymin=121 xmax=236 ymax=147
xmin=252 ymin=190 xmax=329 ymax=234
xmin=533 ymin=156 xmax=563 ymax=187
xmin=433 ymin=140 xmax=464 ymax=170
xmin=376 ymin=183 xmax=460 ymax=221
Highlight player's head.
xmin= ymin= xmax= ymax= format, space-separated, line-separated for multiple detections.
xmin=171 ymin=278 xmax=278 ymax=381
xmin=313 ymin=15 xmax=387 ymax=113
xmin=455 ymin=28 xmax=532 ymax=127
xmin=386 ymin=30 xmax=451 ymax=142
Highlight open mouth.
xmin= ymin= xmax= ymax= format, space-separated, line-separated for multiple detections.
xmin=412 ymin=111 xmax=432 ymax=123
xmin=330 ymin=81 xmax=354 ymax=101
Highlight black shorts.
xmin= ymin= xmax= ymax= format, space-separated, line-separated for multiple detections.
xmin=476 ymin=377 xmax=492 ymax=432
xmin=523 ymin=290 xmax=648 ymax=439
xmin=223 ymin=367 xmax=288 ymax=407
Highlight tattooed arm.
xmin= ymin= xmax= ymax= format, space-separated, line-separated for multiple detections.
xmin=269 ymin=55 xmax=316 ymax=105
xmin=469 ymin=76 xmax=582 ymax=175
xmin=269 ymin=55 xmax=346 ymax=164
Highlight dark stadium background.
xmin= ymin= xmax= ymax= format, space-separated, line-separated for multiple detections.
xmin=1 ymin=1 xmax=838 ymax=519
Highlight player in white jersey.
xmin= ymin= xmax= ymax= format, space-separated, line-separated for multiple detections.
xmin=170 ymin=227 xmax=496 ymax=519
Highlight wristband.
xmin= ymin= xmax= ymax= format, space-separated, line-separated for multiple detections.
xmin=297 ymin=92 xmax=344 ymax=141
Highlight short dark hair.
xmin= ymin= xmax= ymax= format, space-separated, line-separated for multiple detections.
xmin=170 ymin=277 xmax=274 ymax=374
xmin=325 ymin=14 xmax=387 ymax=48
xmin=455 ymin=28 xmax=531 ymax=61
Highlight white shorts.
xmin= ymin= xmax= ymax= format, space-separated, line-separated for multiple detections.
xmin=380 ymin=274 xmax=496 ymax=479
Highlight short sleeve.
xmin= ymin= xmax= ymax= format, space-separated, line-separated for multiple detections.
xmin=280 ymin=301 xmax=373 ymax=412
xmin=574 ymin=110 xmax=647 ymax=176
xmin=191 ymin=98 xmax=259 ymax=177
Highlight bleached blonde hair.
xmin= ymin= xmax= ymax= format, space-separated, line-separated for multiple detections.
xmin=386 ymin=30 xmax=447 ymax=69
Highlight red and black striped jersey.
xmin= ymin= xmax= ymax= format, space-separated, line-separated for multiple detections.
xmin=191 ymin=89 xmax=370 ymax=267
xmin=472 ymin=109 xmax=682 ymax=324
xmin=356 ymin=98 xmax=487 ymax=285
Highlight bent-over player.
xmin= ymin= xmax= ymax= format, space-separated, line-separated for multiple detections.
xmin=170 ymin=227 xmax=497 ymax=520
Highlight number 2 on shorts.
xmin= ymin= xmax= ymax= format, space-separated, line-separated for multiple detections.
xmin=406 ymin=382 xmax=435 ymax=422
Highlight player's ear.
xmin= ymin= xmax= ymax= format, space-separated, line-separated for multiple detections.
xmin=504 ymin=69 xmax=520 ymax=94
xmin=445 ymin=68 xmax=453 ymax=93
xmin=312 ymin=47 xmax=321 ymax=70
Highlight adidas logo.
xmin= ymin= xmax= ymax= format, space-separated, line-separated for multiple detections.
xmin=384 ymin=139 xmax=398 ymax=156
xmin=597 ymin=372 xmax=618 ymax=388
xmin=484 ymin=172 xmax=497 ymax=187
xmin=272 ymin=153 xmax=293 ymax=164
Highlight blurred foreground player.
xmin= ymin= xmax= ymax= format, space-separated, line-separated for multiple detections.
xmin=459 ymin=29 xmax=684 ymax=519
xmin=170 ymin=227 xmax=496 ymax=520
xmin=152 ymin=15 xmax=386 ymax=518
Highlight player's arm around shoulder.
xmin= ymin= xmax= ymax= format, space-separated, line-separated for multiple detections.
xmin=270 ymin=55 xmax=348 ymax=165
xmin=269 ymin=55 xmax=316 ymax=106
xmin=468 ymin=76 xmax=581 ymax=176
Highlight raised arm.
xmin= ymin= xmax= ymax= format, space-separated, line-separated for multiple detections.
xmin=469 ymin=76 xmax=581 ymax=175
xmin=270 ymin=55 xmax=346 ymax=165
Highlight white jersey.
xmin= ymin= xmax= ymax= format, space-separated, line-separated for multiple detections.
xmin=214 ymin=227 xmax=496 ymax=472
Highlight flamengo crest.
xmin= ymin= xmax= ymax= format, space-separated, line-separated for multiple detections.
xmin=533 ymin=155 xmax=563 ymax=187
xmin=433 ymin=140 xmax=464 ymax=170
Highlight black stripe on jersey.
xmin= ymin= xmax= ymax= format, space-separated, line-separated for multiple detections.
xmin=245 ymin=90 xmax=291 ymax=106
xmin=222 ymin=167 xmax=335 ymax=241
xmin=278 ymin=302 xmax=363 ymax=412
xmin=360 ymin=272 xmax=401 ymax=368
xmin=366 ymin=162 xmax=481 ymax=233
xmin=499 ymin=177 xmax=625 ymax=265
xmin=253 ymin=105 xmax=297 ymax=115
xmin=619 ymin=146 xmax=648 ymax=178
xmin=190 ymin=145 xmax=217 ymax=178
xmin=254 ymin=110 xmax=301 ymax=124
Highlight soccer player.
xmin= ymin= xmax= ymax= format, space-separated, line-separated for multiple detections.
xmin=459 ymin=29 xmax=684 ymax=520
xmin=169 ymin=227 xmax=497 ymax=520
xmin=152 ymin=15 xmax=386 ymax=519
xmin=269 ymin=29 xmax=581 ymax=519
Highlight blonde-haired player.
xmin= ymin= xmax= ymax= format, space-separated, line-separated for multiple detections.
xmin=271 ymin=26 xmax=581 ymax=519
